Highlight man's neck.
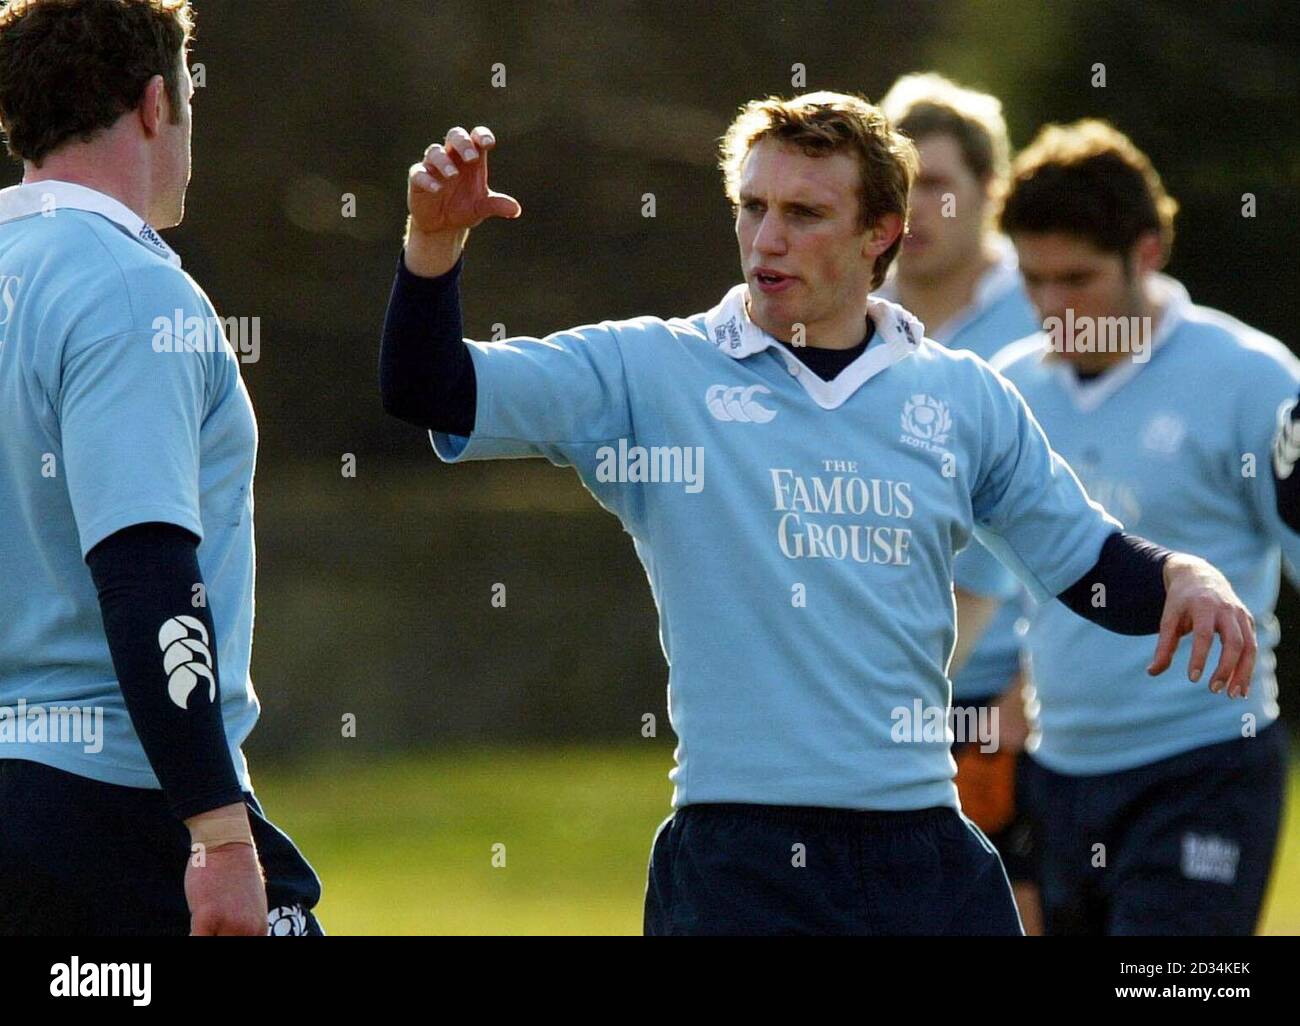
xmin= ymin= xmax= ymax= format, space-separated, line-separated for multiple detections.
xmin=23 ymin=148 xmax=153 ymax=225
xmin=896 ymin=239 xmax=998 ymax=334
xmin=746 ymin=294 xmax=873 ymax=351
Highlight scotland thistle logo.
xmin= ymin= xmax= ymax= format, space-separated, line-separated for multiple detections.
xmin=901 ymin=394 xmax=952 ymax=445
xmin=268 ymin=904 xmax=309 ymax=936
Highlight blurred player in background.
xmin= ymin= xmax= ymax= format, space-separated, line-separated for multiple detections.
xmin=878 ymin=72 xmax=1043 ymax=931
xmin=379 ymin=90 xmax=1257 ymax=935
xmin=975 ymin=119 xmax=1297 ymax=935
xmin=0 ymin=0 xmax=320 ymax=935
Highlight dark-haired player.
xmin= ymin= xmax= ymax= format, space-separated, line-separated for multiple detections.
xmin=975 ymin=119 xmax=1297 ymax=935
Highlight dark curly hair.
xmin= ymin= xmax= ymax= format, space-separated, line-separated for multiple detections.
xmin=0 ymin=0 xmax=193 ymax=166
xmin=1000 ymin=119 xmax=1178 ymax=260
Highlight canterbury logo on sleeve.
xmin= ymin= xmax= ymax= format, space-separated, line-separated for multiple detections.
xmin=158 ymin=615 xmax=216 ymax=709
xmin=1273 ymin=398 xmax=1300 ymax=480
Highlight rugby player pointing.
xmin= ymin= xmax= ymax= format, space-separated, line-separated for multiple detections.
xmin=381 ymin=95 xmax=1255 ymax=935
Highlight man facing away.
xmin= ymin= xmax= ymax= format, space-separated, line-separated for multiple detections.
xmin=380 ymin=93 xmax=1256 ymax=935
xmin=0 ymin=0 xmax=320 ymax=935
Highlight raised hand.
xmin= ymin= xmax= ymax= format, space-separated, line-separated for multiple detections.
xmin=405 ymin=125 xmax=521 ymax=276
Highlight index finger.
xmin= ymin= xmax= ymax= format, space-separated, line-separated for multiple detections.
xmin=469 ymin=126 xmax=497 ymax=184
xmin=1147 ymin=610 xmax=1180 ymax=676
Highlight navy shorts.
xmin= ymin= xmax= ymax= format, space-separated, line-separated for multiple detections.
xmin=0 ymin=758 xmax=323 ymax=936
xmin=952 ymin=733 xmax=1036 ymax=883
xmin=643 ymin=802 xmax=1024 ymax=935
xmin=1018 ymin=723 xmax=1289 ymax=935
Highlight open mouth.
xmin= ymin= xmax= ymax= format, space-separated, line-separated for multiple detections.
xmin=753 ymin=270 xmax=795 ymax=291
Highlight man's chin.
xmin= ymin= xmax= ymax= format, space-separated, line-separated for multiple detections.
xmin=747 ymin=291 xmax=797 ymax=336
xmin=156 ymin=200 xmax=185 ymax=231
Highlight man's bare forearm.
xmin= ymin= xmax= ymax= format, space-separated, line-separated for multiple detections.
xmin=404 ymin=222 xmax=469 ymax=278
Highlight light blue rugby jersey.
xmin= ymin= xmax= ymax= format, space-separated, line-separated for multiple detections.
xmin=0 ymin=181 xmax=259 ymax=790
xmin=989 ymin=275 xmax=1300 ymax=775
xmin=431 ymin=281 xmax=1118 ymax=810
xmin=881 ymin=238 xmax=1041 ymax=702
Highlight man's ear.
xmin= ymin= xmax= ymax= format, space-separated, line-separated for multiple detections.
xmin=863 ymin=212 xmax=904 ymax=259
xmin=138 ymin=74 xmax=168 ymax=138
xmin=1132 ymin=230 xmax=1165 ymax=276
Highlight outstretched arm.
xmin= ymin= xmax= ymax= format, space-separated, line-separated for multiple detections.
xmin=971 ymin=362 xmax=1255 ymax=703
xmin=1054 ymin=531 xmax=1256 ymax=697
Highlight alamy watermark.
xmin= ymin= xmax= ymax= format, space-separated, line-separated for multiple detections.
xmin=890 ymin=700 xmax=999 ymax=752
xmin=594 ymin=438 xmax=704 ymax=493
xmin=152 ymin=309 xmax=261 ymax=364
xmin=1045 ymin=310 xmax=1152 ymax=364
xmin=0 ymin=699 xmax=103 ymax=753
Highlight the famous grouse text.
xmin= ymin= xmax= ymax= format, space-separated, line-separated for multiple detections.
xmin=770 ymin=461 xmax=914 ymax=564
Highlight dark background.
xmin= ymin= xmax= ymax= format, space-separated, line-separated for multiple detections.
xmin=8 ymin=0 xmax=1298 ymax=764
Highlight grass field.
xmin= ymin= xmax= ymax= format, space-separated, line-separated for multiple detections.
xmin=252 ymin=744 xmax=1300 ymax=935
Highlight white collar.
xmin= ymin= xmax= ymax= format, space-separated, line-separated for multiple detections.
xmin=0 ymin=180 xmax=181 ymax=267
xmin=1046 ymin=274 xmax=1193 ymax=412
xmin=702 ymin=282 xmax=922 ymax=410
xmin=876 ymin=234 xmax=1023 ymax=344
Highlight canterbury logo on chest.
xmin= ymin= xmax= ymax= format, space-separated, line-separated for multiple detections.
xmin=705 ymin=384 xmax=777 ymax=423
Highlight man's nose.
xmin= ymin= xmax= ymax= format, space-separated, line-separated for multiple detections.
xmin=1037 ymin=284 xmax=1073 ymax=324
xmin=752 ymin=212 xmax=787 ymax=255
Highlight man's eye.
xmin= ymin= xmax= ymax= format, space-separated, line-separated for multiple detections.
xmin=742 ymin=201 xmax=763 ymax=213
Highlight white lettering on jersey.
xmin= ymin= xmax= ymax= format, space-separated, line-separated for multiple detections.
xmin=0 ymin=273 xmax=20 ymax=348
xmin=1181 ymin=832 xmax=1240 ymax=885
xmin=769 ymin=468 xmax=915 ymax=564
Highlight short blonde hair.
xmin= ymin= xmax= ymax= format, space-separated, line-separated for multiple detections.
xmin=880 ymin=72 xmax=1011 ymax=185
xmin=719 ymin=91 xmax=918 ymax=289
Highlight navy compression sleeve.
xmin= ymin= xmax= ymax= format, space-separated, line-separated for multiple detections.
xmin=1055 ymin=531 xmax=1172 ymax=635
xmin=85 ymin=522 xmax=244 ymax=821
xmin=379 ymin=251 xmax=477 ymax=434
